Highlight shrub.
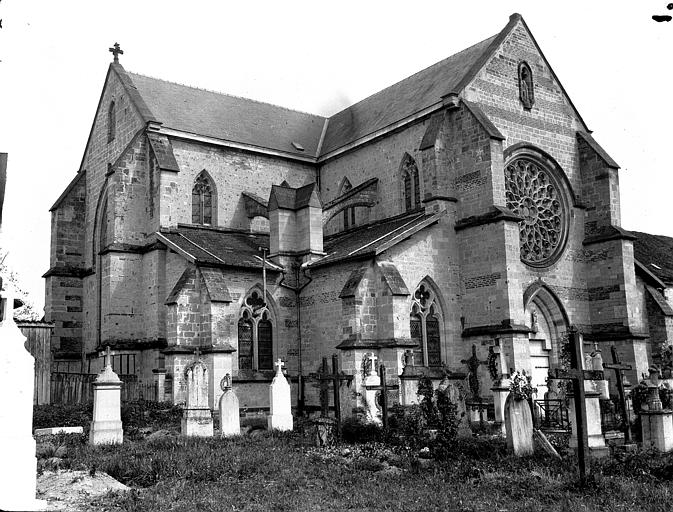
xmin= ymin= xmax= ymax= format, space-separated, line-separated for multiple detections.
xmin=340 ymin=416 xmax=383 ymax=443
xmin=33 ymin=403 xmax=93 ymax=430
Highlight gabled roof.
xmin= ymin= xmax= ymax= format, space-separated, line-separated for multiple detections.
xmin=309 ymin=210 xmax=442 ymax=268
xmin=125 ymin=71 xmax=326 ymax=158
xmin=268 ymin=183 xmax=321 ymax=211
xmin=157 ymin=225 xmax=282 ymax=270
xmin=632 ymin=231 xmax=673 ymax=285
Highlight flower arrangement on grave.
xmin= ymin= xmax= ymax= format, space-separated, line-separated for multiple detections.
xmin=509 ymin=370 xmax=536 ymax=401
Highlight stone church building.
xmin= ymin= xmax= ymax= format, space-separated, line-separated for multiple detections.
xmin=45 ymin=13 xmax=673 ymax=412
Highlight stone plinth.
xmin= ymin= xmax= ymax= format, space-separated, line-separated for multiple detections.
xmin=89 ymin=362 xmax=123 ymax=445
xmin=569 ymin=391 xmax=606 ymax=451
xmin=218 ymin=376 xmax=240 ymax=437
xmin=504 ymin=396 xmax=534 ymax=456
xmin=641 ymin=410 xmax=673 ymax=452
xmin=181 ymin=360 xmax=214 ymax=437
xmin=491 ymin=381 xmax=510 ymax=434
xmin=0 ymin=289 xmax=47 ymax=511
xmin=267 ymin=359 xmax=293 ymax=431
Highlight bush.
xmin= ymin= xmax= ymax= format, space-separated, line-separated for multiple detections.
xmin=33 ymin=403 xmax=93 ymax=430
xmin=340 ymin=416 xmax=383 ymax=443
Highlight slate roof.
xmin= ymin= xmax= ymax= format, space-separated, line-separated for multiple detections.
xmin=319 ymin=34 xmax=498 ymax=155
xmin=157 ymin=225 xmax=279 ymax=270
xmin=126 ymin=72 xmax=326 ymax=157
xmin=268 ymin=183 xmax=321 ymax=210
xmin=310 ymin=211 xmax=442 ymax=268
xmin=632 ymin=231 xmax=673 ymax=285
xmin=115 ymin=15 xmax=520 ymax=160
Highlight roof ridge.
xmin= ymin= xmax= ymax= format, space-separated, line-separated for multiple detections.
xmin=325 ymin=33 xmax=498 ymax=119
xmin=126 ymin=70 xmax=327 ymax=119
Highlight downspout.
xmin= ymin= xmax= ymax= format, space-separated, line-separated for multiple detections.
xmin=278 ymin=262 xmax=313 ymax=412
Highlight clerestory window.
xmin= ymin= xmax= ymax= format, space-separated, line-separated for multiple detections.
xmin=401 ymin=154 xmax=421 ymax=212
xmin=192 ymin=172 xmax=214 ymax=225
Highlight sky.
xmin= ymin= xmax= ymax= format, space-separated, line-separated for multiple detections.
xmin=0 ymin=0 xmax=671 ymax=314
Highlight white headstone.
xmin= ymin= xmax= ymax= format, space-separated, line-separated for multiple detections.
xmin=218 ymin=374 xmax=240 ymax=437
xmin=181 ymin=359 xmax=214 ymax=437
xmin=504 ymin=396 xmax=534 ymax=456
xmin=0 ymin=288 xmax=47 ymax=510
xmin=267 ymin=359 xmax=293 ymax=431
xmin=89 ymin=347 xmax=123 ymax=445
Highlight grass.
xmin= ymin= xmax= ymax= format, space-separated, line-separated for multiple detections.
xmin=47 ymin=432 xmax=673 ymax=512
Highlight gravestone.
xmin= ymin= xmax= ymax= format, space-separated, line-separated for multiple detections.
xmin=181 ymin=357 xmax=214 ymax=437
xmin=504 ymin=395 xmax=534 ymax=456
xmin=640 ymin=366 xmax=673 ymax=452
xmin=363 ymin=353 xmax=382 ymax=424
xmin=89 ymin=346 xmax=123 ymax=445
xmin=0 ymin=286 xmax=47 ymax=511
xmin=268 ymin=359 xmax=293 ymax=431
xmin=218 ymin=374 xmax=240 ymax=437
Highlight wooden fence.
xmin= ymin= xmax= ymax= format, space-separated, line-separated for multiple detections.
xmin=50 ymin=372 xmax=158 ymax=404
xmin=18 ymin=321 xmax=53 ymax=405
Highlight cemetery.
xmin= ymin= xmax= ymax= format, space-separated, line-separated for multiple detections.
xmin=3 ymin=281 xmax=673 ymax=510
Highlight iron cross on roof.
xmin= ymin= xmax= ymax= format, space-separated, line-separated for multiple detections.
xmin=109 ymin=42 xmax=124 ymax=63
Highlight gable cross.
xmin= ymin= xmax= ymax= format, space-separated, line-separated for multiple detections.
xmin=603 ymin=345 xmax=633 ymax=443
xmin=109 ymin=42 xmax=124 ymax=63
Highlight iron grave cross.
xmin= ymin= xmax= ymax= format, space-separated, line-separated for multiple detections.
xmin=109 ymin=42 xmax=124 ymax=63
xmin=310 ymin=355 xmax=353 ymax=421
xmin=461 ymin=344 xmax=489 ymax=399
xmin=549 ymin=326 xmax=602 ymax=485
xmin=603 ymin=345 xmax=633 ymax=443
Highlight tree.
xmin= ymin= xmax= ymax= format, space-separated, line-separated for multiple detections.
xmin=0 ymin=251 xmax=41 ymax=321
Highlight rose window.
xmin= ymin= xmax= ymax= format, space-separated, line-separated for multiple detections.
xmin=505 ymin=157 xmax=567 ymax=266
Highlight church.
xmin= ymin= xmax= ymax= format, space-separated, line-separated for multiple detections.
xmin=45 ymin=13 xmax=673 ymax=414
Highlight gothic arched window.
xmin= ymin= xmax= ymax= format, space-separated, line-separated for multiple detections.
xmin=410 ymin=283 xmax=442 ymax=366
xmin=518 ymin=62 xmax=534 ymax=110
xmin=237 ymin=290 xmax=274 ymax=371
xmin=107 ymin=101 xmax=116 ymax=143
xmin=192 ymin=172 xmax=214 ymax=225
xmin=401 ymin=154 xmax=421 ymax=212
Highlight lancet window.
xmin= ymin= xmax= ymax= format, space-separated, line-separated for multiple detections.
xmin=409 ymin=283 xmax=442 ymax=367
xmin=401 ymin=154 xmax=421 ymax=212
xmin=518 ymin=62 xmax=535 ymax=110
xmin=192 ymin=172 xmax=214 ymax=225
xmin=107 ymin=101 xmax=116 ymax=143
xmin=237 ymin=290 xmax=273 ymax=371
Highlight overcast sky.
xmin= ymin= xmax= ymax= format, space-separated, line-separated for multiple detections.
xmin=1 ymin=0 xmax=671 ymax=313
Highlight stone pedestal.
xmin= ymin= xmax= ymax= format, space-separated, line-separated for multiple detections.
xmin=218 ymin=375 xmax=240 ymax=437
xmin=0 ymin=289 xmax=47 ymax=511
xmin=569 ymin=391 xmax=606 ymax=451
xmin=641 ymin=410 xmax=673 ymax=452
xmin=267 ymin=359 xmax=293 ymax=431
xmin=89 ymin=360 xmax=123 ymax=445
xmin=181 ymin=360 xmax=214 ymax=437
xmin=491 ymin=381 xmax=510 ymax=434
xmin=504 ymin=397 xmax=534 ymax=456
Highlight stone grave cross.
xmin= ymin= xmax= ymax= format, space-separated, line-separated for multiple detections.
xmin=461 ymin=344 xmax=489 ymax=399
xmin=603 ymin=345 xmax=633 ymax=443
xmin=274 ymin=358 xmax=284 ymax=373
xmin=549 ymin=327 xmax=603 ymax=485
xmin=310 ymin=355 xmax=354 ymax=421
xmin=109 ymin=42 xmax=124 ymax=62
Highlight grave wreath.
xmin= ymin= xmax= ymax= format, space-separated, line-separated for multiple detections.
xmin=509 ymin=370 xmax=536 ymax=401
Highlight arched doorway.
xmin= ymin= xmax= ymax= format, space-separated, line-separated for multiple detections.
xmin=524 ymin=284 xmax=568 ymax=398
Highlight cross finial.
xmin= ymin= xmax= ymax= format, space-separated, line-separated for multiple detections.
xmin=274 ymin=358 xmax=284 ymax=374
xmin=109 ymin=42 xmax=124 ymax=63
xmin=104 ymin=345 xmax=112 ymax=368
xmin=194 ymin=346 xmax=201 ymax=360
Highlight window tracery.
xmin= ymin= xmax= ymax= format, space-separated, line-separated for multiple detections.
xmin=192 ymin=172 xmax=214 ymax=225
xmin=409 ymin=283 xmax=442 ymax=367
xmin=504 ymin=156 xmax=568 ymax=267
xmin=237 ymin=290 xmax=273 ymax=371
